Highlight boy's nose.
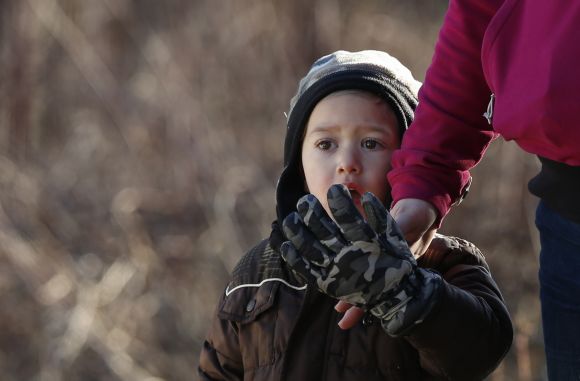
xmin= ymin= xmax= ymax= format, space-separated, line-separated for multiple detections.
xmin=337 ymin=152 xmax=361 ymax=174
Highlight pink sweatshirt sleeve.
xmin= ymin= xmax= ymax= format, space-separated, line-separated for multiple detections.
xmin=388 ymin=0 xmax=502 ymax=224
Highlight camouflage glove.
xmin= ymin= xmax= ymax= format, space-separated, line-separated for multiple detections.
xmin=281 ymin=184 xmax=442 ymax=336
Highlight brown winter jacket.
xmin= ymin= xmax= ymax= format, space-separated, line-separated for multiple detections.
xmin=198 ymin=234 xmax=513 ymax=381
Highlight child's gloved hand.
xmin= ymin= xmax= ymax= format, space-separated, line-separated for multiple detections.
xmin=281 ymin=184 xmax=442 ymax=336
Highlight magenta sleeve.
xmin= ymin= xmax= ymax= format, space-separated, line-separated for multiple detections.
xmin=388 ymin=0 xmax=502 ymax=223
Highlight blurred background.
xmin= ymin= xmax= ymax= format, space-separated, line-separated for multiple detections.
xmin=0 ymin=1 xmax=544 ymax=380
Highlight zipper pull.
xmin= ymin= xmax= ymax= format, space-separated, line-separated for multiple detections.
xmin=483 ymin=93 xmax=494 ymax=125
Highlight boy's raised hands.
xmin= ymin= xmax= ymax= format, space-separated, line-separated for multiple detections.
xmin=281 ymin=184 xmax=442 ymax=336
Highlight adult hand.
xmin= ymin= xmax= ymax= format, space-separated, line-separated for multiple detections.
xmin=390 ymin=198 xmax=438 ymax=257
xmin=335 ymin=198 xmax=439 ymax=329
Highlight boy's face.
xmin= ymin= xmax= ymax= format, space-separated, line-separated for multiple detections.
xmin=301 ymin=91 xmax=400 ymax=217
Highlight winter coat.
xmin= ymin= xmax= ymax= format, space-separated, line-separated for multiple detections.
xmin=388 ymin=0 xmax=580 ymax=222
xmin=198 ymin=234 xmax=513 ymax=381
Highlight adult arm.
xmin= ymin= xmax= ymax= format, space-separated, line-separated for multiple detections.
xmin=388 ymin=0 xmax=503 ymax=225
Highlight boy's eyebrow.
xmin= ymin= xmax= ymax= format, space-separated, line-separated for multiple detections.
xmin=306 ymin=124 xmax=395 ymax=134
xmin=306 ymin=124 xmax=339 ymax=133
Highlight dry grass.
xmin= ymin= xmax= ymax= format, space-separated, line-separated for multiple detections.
xmin=0 ymin=1 xmax=544 ymax=380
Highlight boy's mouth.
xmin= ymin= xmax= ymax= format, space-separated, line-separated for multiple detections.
xmin=350 ymin=192 xmax=362 ymax=207
xmin=344 ymin=184 xmax=363 ymax=205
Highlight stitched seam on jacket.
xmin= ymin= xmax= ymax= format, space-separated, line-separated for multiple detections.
xmin=225 ymin=278 xmax=307 ymax=296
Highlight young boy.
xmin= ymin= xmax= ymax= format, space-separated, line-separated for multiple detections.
xmin=198 ymin=50 xmax=513 ymax=380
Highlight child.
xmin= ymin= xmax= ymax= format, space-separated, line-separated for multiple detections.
xmin=198 ymin=50 xmax=513 ymax=380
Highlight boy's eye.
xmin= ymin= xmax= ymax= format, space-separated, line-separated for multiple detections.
xmin=361 ymin=138 xmax=383 ymax=150
xmin=316 ymin=140 xmax=333 ymax=150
